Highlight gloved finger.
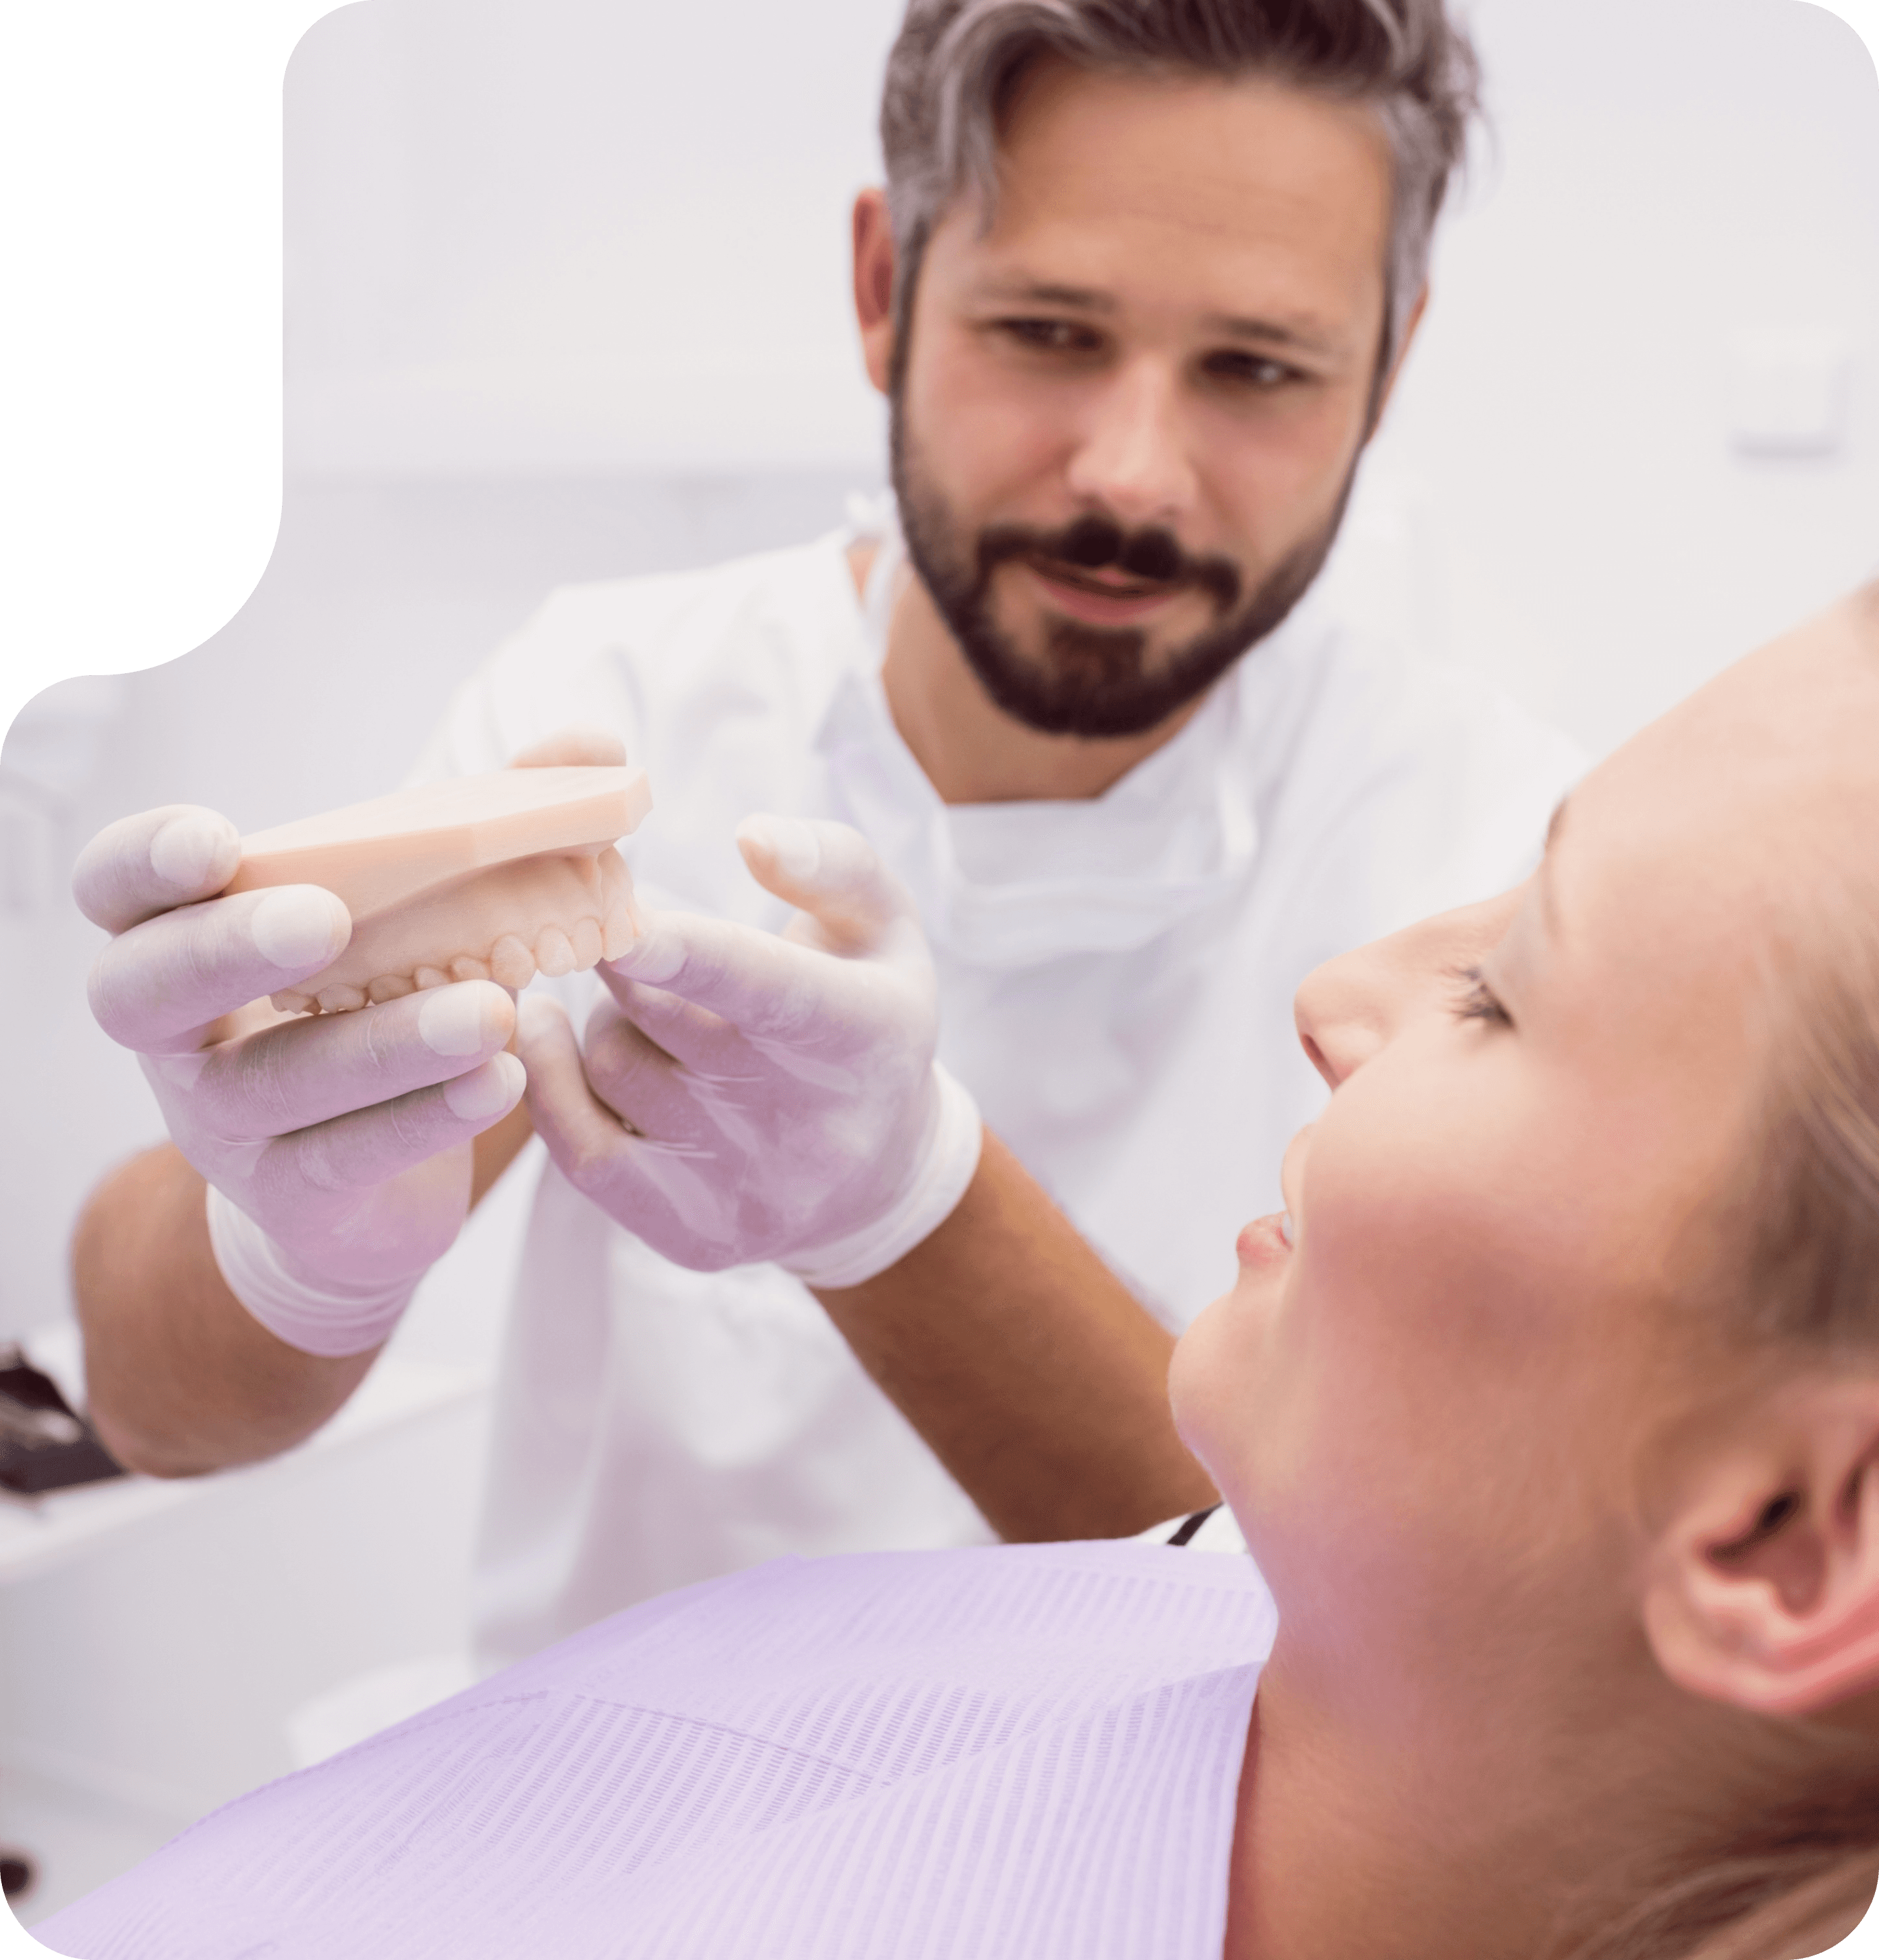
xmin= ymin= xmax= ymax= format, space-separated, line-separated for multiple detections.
xmin=154 ymin=981 xmax=517 ymax=1142
xmin=90 ymin=885 xmax=353 ymax=1056
xmin=580 ymin=1000 xmax=730 ymax=1140
xmin=733 ymin=815 xmax=917 ymax=955
xmin=260 ymin=1142 xmax=478 ymax=1284
xmin=507 ymin=726 xmax=627 ymax=769
xmin=72 ymin=805 xmax=245 ymax=933
xmin=591 ymin=966 xmax=750 ymax=1074
xmin=256 ymin=1053 xmax=526 ymax=1204
xmin=516 ymin=1002 xmax=750 ymax=1269
xmin=602 ymin=907 xmax=877 ymax=1047
xmin=514 ymin=992 xmax=648 ymax=1175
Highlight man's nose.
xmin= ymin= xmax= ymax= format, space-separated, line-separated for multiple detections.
xmin=1063 ymin=358 xmax=1196 ymax=528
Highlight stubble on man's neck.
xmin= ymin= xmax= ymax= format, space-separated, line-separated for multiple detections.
xmin=848 ymin=540 xmax=1209 ymax=806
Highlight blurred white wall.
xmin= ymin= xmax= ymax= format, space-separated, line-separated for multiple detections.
xmin=0 ymin=0 xmax=1873 ymax=1910
xmin=1375 ymin=0 xmax=1879 ymax=755
xmin=268 ymin=0 xmax=1879 ymax=753
xmin=284 ymin=0 xmax=902 ymax=472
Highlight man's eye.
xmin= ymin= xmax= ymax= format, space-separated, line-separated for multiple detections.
xmin=1202 ymin=351 xmax=1299 ymax=390
xmin=998 ymin=319 xmax=1100 ymax=354
xmin=1448 ymin=966 xmax=1513 ymax=1030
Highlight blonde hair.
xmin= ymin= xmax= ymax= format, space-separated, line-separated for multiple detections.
xmin=1560 ymin=1813 xmax=1879 ymax=1960
xmin=1590 ymin=591 xmax=1879 ymax=1957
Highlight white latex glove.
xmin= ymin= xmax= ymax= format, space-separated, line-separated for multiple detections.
xmin=73 ymin=732 xmax=618 ymax=1354
xmin=515 ymin=815 xmax=982 ymax=1284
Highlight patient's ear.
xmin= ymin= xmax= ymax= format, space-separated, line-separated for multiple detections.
xmin=1643 ymin=1380 xmax=1879 ymax=1719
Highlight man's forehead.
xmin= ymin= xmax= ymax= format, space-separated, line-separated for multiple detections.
xmin=921 ymin=70 xmax=1391 ymax=352
xmin=982 ymin=55 xmax=1393 ymax=241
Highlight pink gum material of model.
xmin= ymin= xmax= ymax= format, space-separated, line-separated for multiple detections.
xmin=224 ymin=767 xmax=654 ymax=1014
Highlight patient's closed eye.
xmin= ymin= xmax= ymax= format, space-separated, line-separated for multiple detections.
xmin=1448 ymin=966 xmax=1513 ymax=1030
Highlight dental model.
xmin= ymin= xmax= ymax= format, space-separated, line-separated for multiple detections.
xmin=226 ymin=766 xmax=653 ymax=1015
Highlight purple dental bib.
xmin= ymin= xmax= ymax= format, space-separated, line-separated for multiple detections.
xmin=38 ymin=1540 xmax=1273 ymax=1960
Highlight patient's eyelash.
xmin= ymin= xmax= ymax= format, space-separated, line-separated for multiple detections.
xmin=1449 ymin=965 xmax=1513 ymax=1029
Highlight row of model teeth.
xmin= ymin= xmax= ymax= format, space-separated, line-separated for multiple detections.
xmin=273 ymin=917 xmax=615 ymax=1017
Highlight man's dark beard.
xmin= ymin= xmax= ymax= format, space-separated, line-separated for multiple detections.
xmin=890 ymin=395 xmax=1358 ymax=741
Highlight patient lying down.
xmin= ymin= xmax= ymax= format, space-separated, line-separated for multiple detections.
xmin=39 ymin=590 xmax=1879 ymax=1960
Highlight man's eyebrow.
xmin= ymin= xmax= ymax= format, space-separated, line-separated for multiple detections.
xmin=971 ymin=278 xmax=1118 ymax=312
xmin=1199 ymin=311 xmax=1341 ymax=356
xmin=1545 ymin=799 xmax=1571 ymax=852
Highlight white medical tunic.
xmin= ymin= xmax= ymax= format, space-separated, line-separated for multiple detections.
xmin=410 ymin=510 xmax=1585 ymax=1671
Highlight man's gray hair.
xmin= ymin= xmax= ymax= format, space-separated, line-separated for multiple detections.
xmin=879 ymin=0 xmax=1482 ymax=376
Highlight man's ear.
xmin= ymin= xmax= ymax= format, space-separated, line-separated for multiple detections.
xmin=852 ymin=188 xmax=898 ymax=397
xmin=1643 ymin=1382 xmax=1879 ymax=1719
xmin=1364 ymin=284 xmax=1428 ymax=439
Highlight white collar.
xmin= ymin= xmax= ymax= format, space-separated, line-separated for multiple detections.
xmin=815 ymin=499 xmax=1268 ymax=970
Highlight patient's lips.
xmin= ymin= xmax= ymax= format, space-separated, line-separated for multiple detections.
xmin=1235 ymin=1212 xmax=1292 ymax=1270
xmin=1236 ymin=1125 xmax=1307 ymax=1269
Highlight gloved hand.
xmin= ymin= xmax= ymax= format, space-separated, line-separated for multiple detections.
xmin=73 ymin=731 xmax=620 ymax=1355
xmin=515 ymin=815 xmax=982 ymax=1284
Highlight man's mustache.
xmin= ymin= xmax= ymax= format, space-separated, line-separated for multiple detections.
xmin=976 ymin=514 xmax=1242 ymax=613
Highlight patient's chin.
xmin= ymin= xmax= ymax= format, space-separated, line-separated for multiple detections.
xmin=1167 ymin=1293 xmax=1242 ymax=1452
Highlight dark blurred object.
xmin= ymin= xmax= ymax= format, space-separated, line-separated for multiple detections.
xmin=0 ymin=1345 xmax=126 ymax=1496
xmin=1 ymin=1847 xmax=36 ymax=1901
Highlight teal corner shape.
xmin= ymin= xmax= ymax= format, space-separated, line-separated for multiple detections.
xmin=0 ymin=0 xmax=349 ymax=737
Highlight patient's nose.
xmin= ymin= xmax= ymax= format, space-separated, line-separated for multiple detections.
xmin=1293 ymin=951 xmax=1393 ymax=1089
xmin=1295 ymin=889 xmax=1527 ymax=1091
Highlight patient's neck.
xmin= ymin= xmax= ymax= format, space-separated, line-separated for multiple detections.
xmin=1223 ymin=1633 xmax=1774 ymax=1960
